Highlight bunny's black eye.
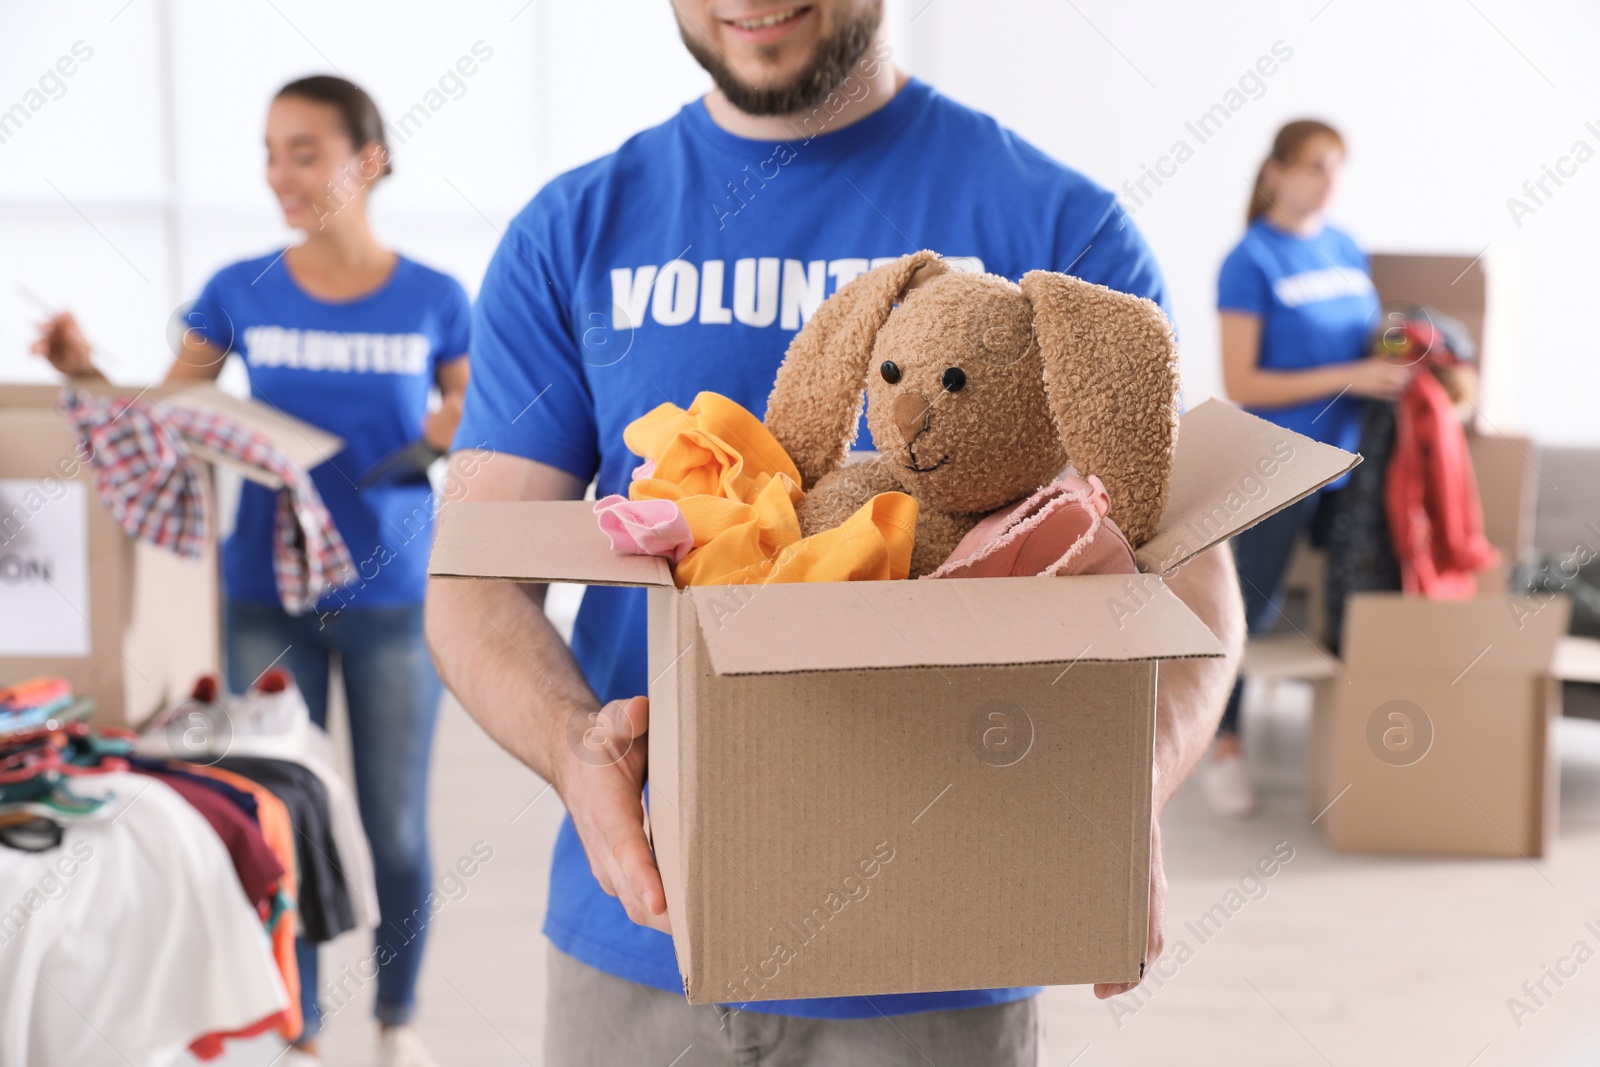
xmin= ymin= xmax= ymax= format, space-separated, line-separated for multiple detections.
xmin=880 ymin=360 xmax=902 ymax=384
xmin=941 ymin=367 xmax=967 ymax=392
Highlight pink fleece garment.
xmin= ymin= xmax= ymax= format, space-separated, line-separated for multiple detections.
xmin=926 ymin=474 xmax=1137 ymax=579
xmin=593 ymin=495 xmax=694 ymax=564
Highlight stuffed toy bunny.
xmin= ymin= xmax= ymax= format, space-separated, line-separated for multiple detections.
xmin=764 ymin=249 xmax=1180 ymax=579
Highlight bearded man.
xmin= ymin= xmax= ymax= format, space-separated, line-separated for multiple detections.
xmin=427 ymin=3 xmax=1244 ymax=1063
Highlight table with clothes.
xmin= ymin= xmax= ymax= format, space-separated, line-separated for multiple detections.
xmin=0 ymin=672 xmax=376 ymax=1066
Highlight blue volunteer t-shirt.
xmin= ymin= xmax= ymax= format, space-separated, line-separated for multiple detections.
xmin=454 ymin=77 xmax=1171 ymax=1019
xmin=189 ymin=252 xmax=471 ymax=609
xmin=1217 ymin=218 xmax=1379 ymax=485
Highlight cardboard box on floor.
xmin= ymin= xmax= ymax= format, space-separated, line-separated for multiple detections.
xmin=430 ymin=399 xmax=1355 ymax=1003
xmin=0 ymin=381 xmax=341 ymax=727
xmin=1248 ymin=591 xmax=1570 ymax=858
xmin=1248 ymin=556 xmax=1572 ymax=859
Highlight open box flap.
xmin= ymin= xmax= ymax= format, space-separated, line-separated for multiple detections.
xmin=0 ymin=382 xmax=343 ymax=489
xmin=429 ymin=500 xmax=674 ymax=587
xmin=1135 ymin=399 xmax=1360 ymax=574
xmin=164 ymin=384 xmax=343 ymax=488
xmin=1344 ymin=593 xmax=1570 ymax=673
xmin=689 ymin=573 xmax=1224 ymax=676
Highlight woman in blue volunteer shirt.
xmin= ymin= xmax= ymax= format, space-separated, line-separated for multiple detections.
xmin=34 ymin=76 xmax=466 ymax=1067
xmin=1203 ymin=119 xmax=1409 ymax=817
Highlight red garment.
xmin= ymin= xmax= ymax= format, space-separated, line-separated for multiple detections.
xmin=129 ymin=768 xmax=284 ymax=911
xmin=1385 ymin=366 xmax=1498 ymax=597
xmin=187 ymin=1010 xmax=290 ymax=1060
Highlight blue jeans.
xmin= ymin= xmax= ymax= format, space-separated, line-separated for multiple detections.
xmin=225 ymin=598 xmax=442 ymax=1037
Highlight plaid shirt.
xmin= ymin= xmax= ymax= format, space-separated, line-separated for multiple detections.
xmin=58 ymin=388 xmax=354 ymax=615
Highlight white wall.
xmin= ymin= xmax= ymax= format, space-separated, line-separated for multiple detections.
xmin=4 ymin=0 xmax=1597 ymax=444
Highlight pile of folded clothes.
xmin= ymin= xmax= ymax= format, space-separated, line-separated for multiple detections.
xmin=0 ymin=677 xmax=95 ymax=738
xmin=0 ymin=669 xmax=379 ymax=1064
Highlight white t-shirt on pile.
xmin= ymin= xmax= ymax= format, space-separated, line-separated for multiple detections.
xmin=0 ymin=773 xmax=287 ymax=1067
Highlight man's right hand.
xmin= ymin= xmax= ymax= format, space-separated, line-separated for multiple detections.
xmin=558 ymin=694 xmax=671 ymax=934
xmin=30 ymin=311 xmax=97 ymax=377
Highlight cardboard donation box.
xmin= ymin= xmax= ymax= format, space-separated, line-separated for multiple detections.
xmin=0 ymin=382 xmax=341 ymax=727
xmin=1249 ymin=592 xmax=1570 ymax=858
xmin=430 ymin=400 xmax=1355 ymax=1002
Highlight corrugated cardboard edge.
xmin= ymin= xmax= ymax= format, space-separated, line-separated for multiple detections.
xmin=1125 ymin=663 xmax=1156 ymax=981
xmin=1532 ymin=675 xmax=1558 ymax=859
xmin=646 ymin=587 xmax=697 ymax=994
xmin=687 ymin=574 xmax=1225 ymax=676
xmin=429 ymin=501 xmax=674 ymax=588
xmin=1135 ymin=400 xmax=1360 ymax=575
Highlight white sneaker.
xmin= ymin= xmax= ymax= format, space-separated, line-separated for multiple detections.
xmin=236 ymin=667 xmax=312 ymax=737
xmin=379 ymin=1025 xmax=440 ymax=1067
xmin=281 ymin=1047 xmax=321 ymax=1066
xmin=1201 ymin=746 xmax=1258 ymax=817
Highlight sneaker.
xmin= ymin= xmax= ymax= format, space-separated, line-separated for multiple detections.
xmin=379 ymin=1025 xmax=440 ymax=1067
xmin=281 ymin=1046 xmax=321 ymax=1066
xmin=237 ymin=667 xmax=311 ymax=736
xmin=149 ymin=674 xmax=224 ymax=731
xmin=142 ymin=674 xmax=228 ymax=760
xmin=1201 ymin=745 xmax=1258 ymax=817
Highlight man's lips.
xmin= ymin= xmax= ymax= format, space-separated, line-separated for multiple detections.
xmin=722 ymin=5 xmax=813 ymax=44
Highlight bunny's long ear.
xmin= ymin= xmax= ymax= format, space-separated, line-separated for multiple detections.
xmin=765 ymin=250 xmax=948 ymax=489
xmin=1020 ymin=271 xmax=1180 ymax=547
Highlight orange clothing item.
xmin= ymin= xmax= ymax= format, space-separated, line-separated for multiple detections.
xmin=625 ymin=392 xmax=917 ymax=585
xmin=183 ymin=763 xmax=303 ymax=1046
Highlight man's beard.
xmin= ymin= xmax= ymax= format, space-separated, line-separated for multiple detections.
xmin=677 ymin=2 xmax=883 ymax=117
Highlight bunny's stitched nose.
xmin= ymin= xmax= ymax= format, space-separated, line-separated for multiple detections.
xmin=893 ymin=392 xmax=933 ymax=445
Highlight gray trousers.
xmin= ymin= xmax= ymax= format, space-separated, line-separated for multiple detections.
xmin=543 ymin=948 xmax=1040 ymax=1067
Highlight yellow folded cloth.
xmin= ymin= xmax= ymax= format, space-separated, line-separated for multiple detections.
xmin=623 ymin=392 xmax=917 ymax=586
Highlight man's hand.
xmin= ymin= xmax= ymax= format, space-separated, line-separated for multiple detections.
xmin=1087 ymin=543 xmax=1241 ymax=1001
xmin=558 ymin=695 xmax=671 ymax=934
xmin=1094 ymin=813 xmax=1166 ymax=999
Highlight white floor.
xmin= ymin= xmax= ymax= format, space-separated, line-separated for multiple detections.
xmin=193 ymin=671 xmax=1600 ymax=1067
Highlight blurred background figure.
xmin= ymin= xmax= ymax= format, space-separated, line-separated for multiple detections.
xmin=32 ymin=74 xmax=469 ymax=1067
xmin=1204 ymin=120 xmax=1407 ymax=817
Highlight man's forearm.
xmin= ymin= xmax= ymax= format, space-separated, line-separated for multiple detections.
xmin=1151 ymin=545 xmax=1246 ymax=810
xmin=424 ymin=576 xmax=598 ymax=792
